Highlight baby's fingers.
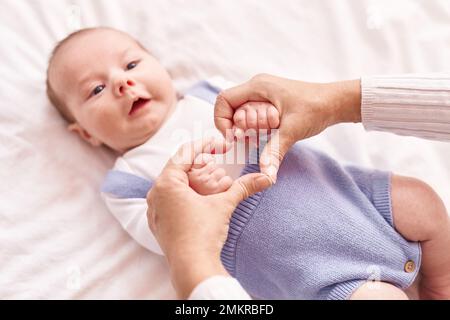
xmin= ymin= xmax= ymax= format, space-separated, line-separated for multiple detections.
xmin=192 ymin=153 xmax=215 ymax=169
xmin=233 ymin=102 xmax=279 ymax=140
xmin=233 ymin=108 xmax=247 ymax=131
xmin=267 ymin=105 xmax=280 ymax=128
xmin=245 ymin=102 xmax=277 ymax=130
xmin=257 ymin=106 xmax=270 ymax=130
xmin=245 ymin=106 xmax=258 ymax=130
xmin=217 ymin=175 xmax=233 ymax=192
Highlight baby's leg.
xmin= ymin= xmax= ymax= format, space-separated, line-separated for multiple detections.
xmin=391 ymin=175 xmax=450 ymax=299
xmin=350 ymin=282 xmax=409 ymax=300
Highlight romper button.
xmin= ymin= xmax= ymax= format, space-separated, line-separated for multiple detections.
xmin=404 ymin=260 xmax=416 ymax=273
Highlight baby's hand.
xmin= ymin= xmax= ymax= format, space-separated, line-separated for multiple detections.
xmin=232 ymin=102 xmax=280 ymax=139
xmin=188 ymin=153 xmax=233 ymax=196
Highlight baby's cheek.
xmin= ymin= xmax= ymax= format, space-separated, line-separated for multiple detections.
xmin=93 ymin=109 xmax=128 ymax=142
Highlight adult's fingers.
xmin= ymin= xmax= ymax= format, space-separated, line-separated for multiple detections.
xmin=258 ymin=129 xmax=294 ymax=183
xmin=220 ymin=76 xmax=273 ymax=107
xmin=214 ymin=94 xmax=235 ymax=139
xmin=221 ymin=172 xmax=273 ymax=209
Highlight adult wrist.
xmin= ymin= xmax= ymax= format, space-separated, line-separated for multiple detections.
xmin=327 ymin=79 xmax=362 ymax=125
xmin=168 ymin=253 xmax=230 ymax=299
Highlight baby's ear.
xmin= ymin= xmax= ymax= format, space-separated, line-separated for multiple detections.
xmin=67 ymin=123 xmax=102 ymax=147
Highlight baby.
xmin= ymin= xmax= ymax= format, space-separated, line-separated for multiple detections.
xmin=46 ymin=27 xmax=450 ymax=300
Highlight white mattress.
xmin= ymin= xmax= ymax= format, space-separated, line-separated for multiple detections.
xmin=1 ymin=0 xmax=449 ymax=299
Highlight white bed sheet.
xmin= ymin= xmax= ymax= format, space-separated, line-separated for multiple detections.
xmin=1 ymin=0 xmax=449 ymax=299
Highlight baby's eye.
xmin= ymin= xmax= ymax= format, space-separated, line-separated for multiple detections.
xmin=126 ymin=61 xmax=138 ymax=70
xmin=92 ymin=85 xmax=105 ymax=96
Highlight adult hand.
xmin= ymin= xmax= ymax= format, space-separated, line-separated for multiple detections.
xmin=146 ymin=138 xmax=272 ymax=298
xmin=215 ymin=74 xmax=361 ymax=182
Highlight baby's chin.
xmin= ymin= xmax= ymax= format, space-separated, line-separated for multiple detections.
xmin=119 ymin=100 xmax=178 ymax=152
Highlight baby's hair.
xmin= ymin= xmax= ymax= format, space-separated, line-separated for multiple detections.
xmin=46 ymin=27 xmax=149 ymax=123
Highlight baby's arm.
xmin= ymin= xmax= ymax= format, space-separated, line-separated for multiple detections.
xmin=101 ymin=193 xmax=164 ymax=255
xmin=188 ymin=153 xmax=233 ymax=195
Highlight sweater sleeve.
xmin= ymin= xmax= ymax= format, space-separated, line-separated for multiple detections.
xmin=361 ymin=74 xmax=450 ymax=142
xmin=188 ymin=276 xmax=252 ymax=300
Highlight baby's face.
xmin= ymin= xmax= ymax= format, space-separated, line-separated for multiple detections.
xmin=49 ymin=29 xmax=177 ymax=152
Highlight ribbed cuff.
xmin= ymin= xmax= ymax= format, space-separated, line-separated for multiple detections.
xmin=361 ymin=74 xmax=450 ymax=141
xmin=371 ymin=171 xmax=393 ymax=227
xmin=327 ymin=280 xmax=367 ymax=300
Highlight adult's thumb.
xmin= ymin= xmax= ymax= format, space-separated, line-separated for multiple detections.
xmin=224 ymin=173 xmax=273 ymax=207
xmin=259 ymin=130 xmax=294 ymax=183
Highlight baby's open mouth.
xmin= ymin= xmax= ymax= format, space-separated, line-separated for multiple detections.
xmin=129 ymin=98 xmax=150 ymax=116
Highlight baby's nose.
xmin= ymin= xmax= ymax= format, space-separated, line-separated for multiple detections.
xmin=118 ymin=79 xmax=135 ymax=96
